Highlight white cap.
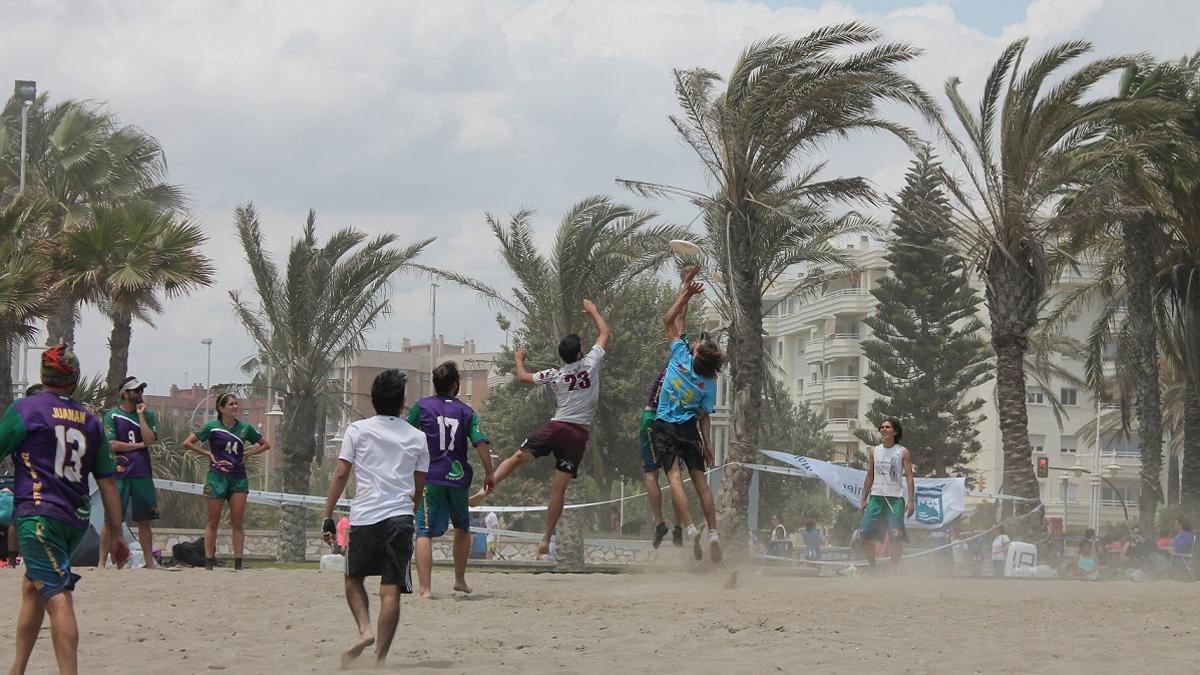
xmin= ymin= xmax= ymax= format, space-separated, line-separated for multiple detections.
xmin=121 ymin=377 xmax=147 ymax=391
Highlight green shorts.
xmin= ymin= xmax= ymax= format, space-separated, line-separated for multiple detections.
xmin=415 ymin=485 xmax=470 ymax=538
xmin=118 ymin=477 xmax=160 ymax=522
xmin=203 ymin=471 xmax=249 ymax=501
xmin=17 ymin=516 xmax=85 ymax=602
xmin=860 ymin=495 xmax=908 ymax=543
xmin=638 ymin=409 xmax=660 ymax=473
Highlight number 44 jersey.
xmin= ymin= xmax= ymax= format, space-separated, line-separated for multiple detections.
xmin=532 ymin=344 xmax=606 ymax=427
xmin=0 ymin=391 xmax=117 ymax=529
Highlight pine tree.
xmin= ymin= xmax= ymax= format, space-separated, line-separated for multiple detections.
xmin=855 ymin=147 xmax=992 ymax=477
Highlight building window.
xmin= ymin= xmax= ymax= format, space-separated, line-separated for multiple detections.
xmin=1027 ymin=390 xmax=1045 ymax=405
xmin=796 ymin=340 xmax=805 ymax=356
xmin=796 ymin=378 xmax=804 ymax=393
xmin=1030 ymin=434 xmax=1046 ymax=454
xmin=1060 ymin=435 xmax=1077 ymax=453
xmin=1060 ymin=387 xmax=1077 ymax=406
xmin=464 ymin=378 xmax=473 ymax=397
xmin=777 ymin=341 xmax=784 ymax=358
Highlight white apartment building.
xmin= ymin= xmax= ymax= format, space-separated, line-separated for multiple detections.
xmin=708 ymin=238 xmax=1148 ymax=530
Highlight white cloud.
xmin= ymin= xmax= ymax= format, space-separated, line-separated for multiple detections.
xmin=5 ymin=0 xmax=1199 ymax=392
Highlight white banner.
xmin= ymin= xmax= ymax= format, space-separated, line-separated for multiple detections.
xmin=759 ymin=450 xmax=967 ymax=529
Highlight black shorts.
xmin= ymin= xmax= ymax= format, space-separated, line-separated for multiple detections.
xmin=521 ymin=421 xmax=589 ymax=477
xmin=346 ymin=515 xmax=414 ymax=591
xmin=651 ymin=418 xmax=704 ymax=472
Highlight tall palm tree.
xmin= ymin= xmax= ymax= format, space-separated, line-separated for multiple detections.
xmin=0 ymin=195 xmax=55 ymax=411
xmin=430 ymin=196 xmax=685 ymax=567
xmin=0 ymin=95 xmax=185 ymax=346
xmin=1050 ymin=55 xmax=1198 ymax=529
xmin=621 ymin=23 xmax=936 ymax=551
xmin=52 ymin=204 xmax=214 ymax=407
xmin=933 ymin=39 xmax=1174 ymax=525
xmin=231 ymin=203 xmax=433 ymax=562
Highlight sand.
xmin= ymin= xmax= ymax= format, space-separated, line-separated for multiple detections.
xmin=1 ymin=564 xmax=1198 ymax=674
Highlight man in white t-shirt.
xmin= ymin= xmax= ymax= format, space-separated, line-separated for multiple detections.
xmin=484 ymin=511 xmax=501 ymax=559
xmin=471 ymin=299 xmax=610 ymax=559
xmin=322 ymin=369 xmax=429 ymax=670
xmin=991 ymin=525 xmax=1011 ymax=578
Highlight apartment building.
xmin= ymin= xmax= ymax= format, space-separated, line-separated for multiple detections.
xmin=708 ymin=238 xmax=1147 ymax=528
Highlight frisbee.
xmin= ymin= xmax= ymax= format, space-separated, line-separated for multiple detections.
xmin=668 ymin=239 xmax=702 ymax=257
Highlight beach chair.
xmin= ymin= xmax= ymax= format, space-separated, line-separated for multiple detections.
xmin=1168 ymin=551 xmax=1194 ymax=582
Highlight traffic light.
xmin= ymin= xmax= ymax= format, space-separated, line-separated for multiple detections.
xmin=1036 ymin=455 xmax=1049 ymax=479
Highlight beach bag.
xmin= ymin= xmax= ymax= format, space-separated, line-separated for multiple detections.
xmin=172 ymin=537 xmax=207 ymax=567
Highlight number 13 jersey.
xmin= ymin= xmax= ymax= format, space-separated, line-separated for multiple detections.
xmin=533 ymin=345 xmax=606 ymax=426
xmin=0 ymin=391 xmax=117 ymax=529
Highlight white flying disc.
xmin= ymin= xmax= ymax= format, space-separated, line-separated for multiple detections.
xmin=669 ymin=239 xmax=702 ymax=256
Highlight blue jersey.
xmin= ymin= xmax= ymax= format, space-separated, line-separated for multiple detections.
xmin=655 ymin=338 xmax=716 ymax=424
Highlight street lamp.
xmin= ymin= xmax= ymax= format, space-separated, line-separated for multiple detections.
xmin=14 ymin=80 xmax=35 ymax=194
xmin=201 ymin=338 xmax=213 ymax=421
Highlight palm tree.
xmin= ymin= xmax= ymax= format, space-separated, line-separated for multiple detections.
xmin=0 ymin=195 xmax=55 ymax=411
xmin=0 ymin=95 xmax=185 ymax=346
xmin=230 ymin=203 xmax=433 ymax=562
xmin=620 ymin=23 xmax=936 ymax=551
xmin=430 ymin=196 xmax=685 ymax=567
xmin=933 ymin=39 xmax=1175 ymax=527
xmin=52 ymin=204 xmax=214 ymax=408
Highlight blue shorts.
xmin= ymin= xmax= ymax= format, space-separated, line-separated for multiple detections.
xmin=18 ymin=516 xmax=84 ymax=602
xmin=415 ymin=485 xmax=470 ymax=538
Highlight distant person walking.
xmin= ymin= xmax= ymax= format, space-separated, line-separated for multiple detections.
xmin=801 ymin=519 xmax=823 ymax=561
xmin=182 ymin=392 xmax=271 ymax=570
xmin=321 ymin=369 xmax=429 ymax=669
xmin=858 ymin=418 xmax=915 ymax=573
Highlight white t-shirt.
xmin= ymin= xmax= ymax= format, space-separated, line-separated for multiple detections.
xmin=337 ymin=415 xmax=430 ymax=526
xmin=992 ymin=534 xmax=1011 ymax=561
xmin=485 ymin=511 xmax=500 ymax=542
xmin=869 ymin=444 xmax=907 ymax=497
xmin=533 ymin=345 xmax=606 ymax=426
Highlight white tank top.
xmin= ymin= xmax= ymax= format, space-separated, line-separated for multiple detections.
xmin=870 ymin=444 xmax=906 ymax=497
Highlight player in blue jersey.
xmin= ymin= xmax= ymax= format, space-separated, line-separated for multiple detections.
xmin=409 ymin=361 xmax=494 ymax=598
xmin=1 ymin=345 xmax=129 ymax=675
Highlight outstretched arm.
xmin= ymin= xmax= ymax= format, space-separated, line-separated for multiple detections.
xmin=582 ymin=300 xmax=610 ymax=351
xmin=665 ymin=266 xmax=703 ymax=342
xmin=513 ymin=348 xmax=536 ymax=385
xmin=904 ymin=448 xmax=916 ymax=517
xmin=860 ymin=448 xmax=874 ymax=511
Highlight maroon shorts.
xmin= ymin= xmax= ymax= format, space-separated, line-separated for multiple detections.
xmin=521 ymin=421 xmax=589 ymax=477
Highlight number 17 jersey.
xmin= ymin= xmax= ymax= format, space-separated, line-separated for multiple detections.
xmin=0 ymin=391 xmax=116 ymax=529
xmin=533 ymin=344 xmax=606 ymax=426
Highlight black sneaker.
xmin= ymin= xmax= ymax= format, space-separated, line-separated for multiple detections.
xmin=672 ymin=525 xmax=683 ymax=547
xmin=652 ymin=522 xmax=669 ymax=549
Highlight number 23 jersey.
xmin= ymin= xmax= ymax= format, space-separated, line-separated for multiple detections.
xmin=533 ymin=345 xmax=606 ymax=426
xmin=0 ymin=391 xmax=116 ymax=529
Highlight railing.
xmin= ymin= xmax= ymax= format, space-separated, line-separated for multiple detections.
xmin=827 ymin=288 xmax=868 ymax=296
xmin=825 ymin=418 xmax=858 ymax=429
xmin=825 ymin=333 xmax=861 ymax=341
xmin=825 ymin=376 xmax=860 ymax=382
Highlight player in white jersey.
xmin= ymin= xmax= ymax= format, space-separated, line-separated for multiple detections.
xmin=470 ymin=299 xmax=610 ymax=559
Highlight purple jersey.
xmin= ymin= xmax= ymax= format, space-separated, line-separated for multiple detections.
xmin=104 ymin=406 xmax=158 ymax=479
xmin=406 ymin=396 xmax=488 ymax=489
xmin=196 ymin=418 xmax=261 ymax=478
xmin=647 ymin=367 xmax=667 ymax=408
xmin=0 ymin=391 xmax=117 ymax=529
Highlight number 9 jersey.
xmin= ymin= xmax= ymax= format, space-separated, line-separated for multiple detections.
xmin=0 ymin=391 xmax=116 ymax=530
xmin=532 ymin=344 xmax=606 ymax=426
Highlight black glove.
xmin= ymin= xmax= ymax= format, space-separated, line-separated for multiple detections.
xmin=323 ymin=518 xmax=336 ymax=537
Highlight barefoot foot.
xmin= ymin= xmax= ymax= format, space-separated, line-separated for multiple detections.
xmin=419 ymin=589 xmax=433 ymax=599
xmin=341 ymin=634 xmax=376 ymax=670
xmin=453 ymin=579 xmax=472 ymax=594
xmin=468 ymin=489 xmax=490 ymax=508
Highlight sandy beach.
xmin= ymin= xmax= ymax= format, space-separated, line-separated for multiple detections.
xmin=1 ymin=564 xmax=1197 ymax=674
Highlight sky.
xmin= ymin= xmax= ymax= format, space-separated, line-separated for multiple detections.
xmin=4 ymin=0 xmax=1200 ymax=394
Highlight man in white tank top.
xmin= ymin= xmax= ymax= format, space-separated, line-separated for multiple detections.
xmin=859 ymin=418 xmax=915 ymax=572
xmin=469 ymin=299 xmax=610 ymax=559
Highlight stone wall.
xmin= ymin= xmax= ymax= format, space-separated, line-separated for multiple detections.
xmin=153 ymin=528 xmax=660 ymax=565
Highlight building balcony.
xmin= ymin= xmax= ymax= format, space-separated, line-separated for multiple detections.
xmin=820 ymin=376 xmax=862 ymax=401
xmin=823 ymin=418 xmax=859 ymax=442
xmin=804 ymin=288 xmax=873 ymax=319
xmin=806 ymin=333 xmax=862 ymax=362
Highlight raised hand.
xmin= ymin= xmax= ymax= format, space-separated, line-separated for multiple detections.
xmin=683 ymin=265 xmax=701 ymax=284
xmin=515 ymin=347 xmax=527 ymax=362
xmin=582 ymin=299 xmax=598 ymax=315
xmin=136 ymin=403 xmax=147 ymax=414
xmin=685 ymin=281 xmax=704 ymax=298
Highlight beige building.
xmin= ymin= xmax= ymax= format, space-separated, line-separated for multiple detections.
xmin=709 ymin=238 xmax=1146 ymax=530
xmin=322 ymin=337 xmax=505 ymax=455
